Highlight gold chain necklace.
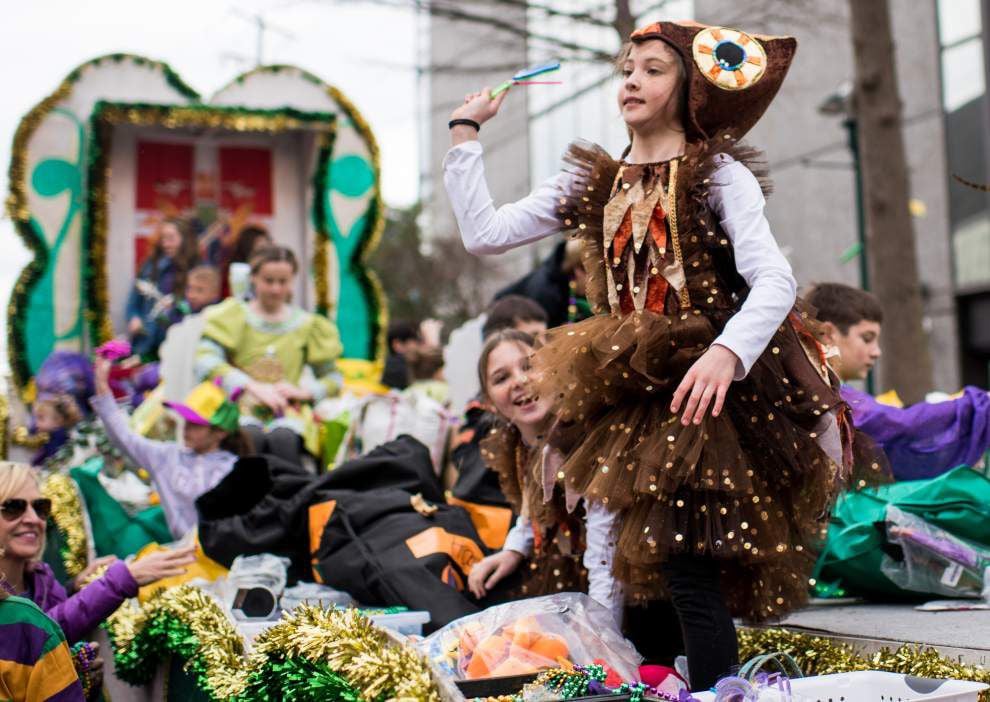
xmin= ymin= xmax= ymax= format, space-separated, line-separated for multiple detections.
xmin=666 ymin=158 xmax=692 ymax=310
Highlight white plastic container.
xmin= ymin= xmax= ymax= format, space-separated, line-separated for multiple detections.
xmin=693 ymin=672 xmax=987 ymax=702
xmin=368 ymin=610 xmax=431 ymax=636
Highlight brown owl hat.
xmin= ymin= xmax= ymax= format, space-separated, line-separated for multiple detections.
xmin=629 ymin=20 xmax=797 ymax=142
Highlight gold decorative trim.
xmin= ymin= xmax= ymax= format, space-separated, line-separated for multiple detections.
xmin=40 ymin=471 xmax=89 ymax=577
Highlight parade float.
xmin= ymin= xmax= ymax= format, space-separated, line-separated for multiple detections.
xmin=5 ymin=52 xmax=386 ymax=406
xmin=6 ymin=55 xmax=990 ymax=702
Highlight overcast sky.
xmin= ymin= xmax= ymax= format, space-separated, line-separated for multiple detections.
xmin=0 ymin=0 xmax=419 ymax=370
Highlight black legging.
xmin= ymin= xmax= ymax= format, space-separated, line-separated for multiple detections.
xmin=661 ymin=555 xmax=739 ymax=691
xmin=243 ymin=426 xmax=304 ymax=468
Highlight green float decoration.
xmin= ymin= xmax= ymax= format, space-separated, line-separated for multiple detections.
xmin=6 ymin=54 xmax=386 ymax=397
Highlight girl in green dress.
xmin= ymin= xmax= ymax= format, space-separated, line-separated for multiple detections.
xmin=195 ymin=246 xmax=343 ymax=464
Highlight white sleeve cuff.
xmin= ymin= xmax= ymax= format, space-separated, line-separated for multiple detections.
xmin=503 ymin=515 xmax=534 ymax=557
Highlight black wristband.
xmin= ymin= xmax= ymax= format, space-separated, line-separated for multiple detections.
xmin=449 ymin=118 xmax=481 ymax=132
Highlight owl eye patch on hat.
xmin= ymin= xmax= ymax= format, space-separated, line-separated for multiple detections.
xmin=692 ymin=26 xmax=767 ymax=91
xmin=625 ymin=19 xmax=796 ymax=141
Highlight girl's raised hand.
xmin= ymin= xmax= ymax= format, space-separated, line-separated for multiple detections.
xmin=670 ymin=344 xmax=739 ymax=426
xmin=93 ymin=357 xmax=113 ymax=396
xmin=450 ymin=86 xmax=509 ymax=127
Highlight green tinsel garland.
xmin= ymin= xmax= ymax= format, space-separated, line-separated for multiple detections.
xmin=233 ymin=656 xmax=367 ymax=702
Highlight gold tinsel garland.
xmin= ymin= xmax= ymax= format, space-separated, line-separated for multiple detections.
xmin=739 ymin=628 xmax=990 ymax=700
xmin=247 ymin=605 xmax=441 ymax=701
xmin=104 ymin=584 xmax=441 ymax=701
xmin=311 ymin=130 xmax=338 ymax=317
xmin=0 ymin=393 xmax=8 ymax=459
xmin=40 ymin=472 xmax=89 ymax=577
xmin=105 ymin=584 xmax=248 ymax=698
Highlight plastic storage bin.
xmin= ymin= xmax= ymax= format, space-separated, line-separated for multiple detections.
xmin=367 ymin=609 xmax=431 ymax=636
xmin=694 ymin=671 xmax=987 ymax=702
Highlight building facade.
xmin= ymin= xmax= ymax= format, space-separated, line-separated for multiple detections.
xmin=425 ymin=0 xmax=986 ymax=389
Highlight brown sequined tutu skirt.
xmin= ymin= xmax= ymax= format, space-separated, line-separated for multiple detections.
xmin=531 ymin=308 xmax=874 ymax=622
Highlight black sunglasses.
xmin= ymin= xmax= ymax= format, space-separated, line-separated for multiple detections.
xmin=0 ymin=498 xmax=52 ymax=521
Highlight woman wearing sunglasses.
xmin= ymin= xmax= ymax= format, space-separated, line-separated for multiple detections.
xmin=0 ymin=462 xmax=194 ymax=644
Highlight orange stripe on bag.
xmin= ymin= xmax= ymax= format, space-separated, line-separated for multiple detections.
xmin=308 ymin=500 xmax=337 ymax=583
xmin=405 ymin=527 xmax=485 ymax=575
xmin=446 ymin=495 xmax=514 ymax=550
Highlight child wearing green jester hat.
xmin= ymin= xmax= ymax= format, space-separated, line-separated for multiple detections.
xmin=92 ymin=357 xmax=253 ymax=539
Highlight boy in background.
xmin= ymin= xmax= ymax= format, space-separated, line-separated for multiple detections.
xmin=807 ymin=282 xmax=990 ymax=479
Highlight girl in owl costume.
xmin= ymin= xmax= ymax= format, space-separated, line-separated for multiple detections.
xmin=444 ymin=21 xmax=886 ymax=689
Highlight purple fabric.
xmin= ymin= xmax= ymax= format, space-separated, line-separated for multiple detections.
xmin=27 ymin=560 xmax=138 ymax=644
xmin=897 ymin=527 xmax=980 ymax=568
xmin=0 ymin=618 xmax=52 ymax=665
xmin=48 ymin=684 xmax=88 ymax=702
xmin=34 ymin=351 xmax=95 ymax=417
xmin=842 ymin=385 xmax=990 ymax=481
xmin=31 ymin=428 xmax=70 ymax=466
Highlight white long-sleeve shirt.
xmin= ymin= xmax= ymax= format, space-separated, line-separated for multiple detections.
xmin=442 ymin=140 xmax=797 ymax=379
xmin=502 ymin=501 xmax=625 ymax=626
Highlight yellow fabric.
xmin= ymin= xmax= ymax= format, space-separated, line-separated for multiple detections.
xmin=131 ymin=384 xmax=166 ymax=437
xmin=0 ymin=642 xmax=80 ymax=701
xmin=135 ymin=538 xmax=228 ymax=602
xmin=875 ymin=390 xmax=904 ymax=408
xmin=338 ymin=358 xmax=388 ymax=397
xmin=201 ymin=299 xmax=342 ymax=386
xmin=177 ymin=381 xmax=227 ymax=421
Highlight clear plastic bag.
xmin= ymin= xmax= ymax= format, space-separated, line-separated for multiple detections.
xmin=228 ymin=553 xmax=291 ymax=594
xmin=882 ymin=506 xmax=990 ymax=598
xmin=420 ymin=593 xmax=642 ymax=682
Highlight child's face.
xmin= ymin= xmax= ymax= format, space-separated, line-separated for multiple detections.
xmin=185 ymin=275 xmax=220 ymax=312
xmin=33 ymin=404 xmax=63 ymax=433
xmin=484 ymin=340 xmax=550 ymax=432
xmin=830 ymin=320 xmax=882 ymax=381
xmin=617 ymin=39 xmax=684 ymax=134
xmin=249 ymin=234 xmax=273 ymax=257
xmin=160 ymin=223 xmax=183 ymax=258
xmin=251 ymin=261 xmax=295 ymax=310
xmin=182 ymin=423 xmax=224 ymax=454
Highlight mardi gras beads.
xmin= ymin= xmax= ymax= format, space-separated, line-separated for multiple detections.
xmin=71 ymin=641 xmax=99 ymax=699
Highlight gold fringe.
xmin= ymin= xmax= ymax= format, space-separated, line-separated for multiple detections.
xmin=739 ymin=627 xmax=990 ymax=700
xmin=0 ymin=393 xmax=8 ymax=459
xmin=40 ymin=472 xmax=89 ymax=577
xmin=87 ymin=103 xmax=337 ymax=347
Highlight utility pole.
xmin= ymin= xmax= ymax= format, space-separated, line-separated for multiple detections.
xmin=230 ymin=8 xmax=296 ymax=67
